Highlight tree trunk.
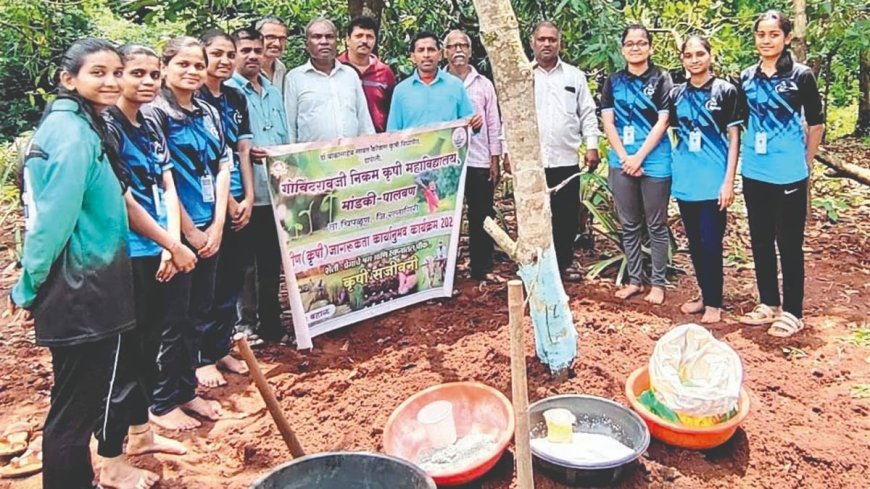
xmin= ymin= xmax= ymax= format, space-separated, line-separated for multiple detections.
xmin=816 ymin=148 xmax=870 ymax=186
xmin=792 ymin=0 xmax=808 ymax=63
xmin=348 ymin=0 xmax=386 ymax=27
xmin=473 ymin=0 xmax=577 ymax=374
xmin=858 ymin=49 xmax=870 ymax=136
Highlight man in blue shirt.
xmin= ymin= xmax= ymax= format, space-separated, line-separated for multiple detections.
xmin=226 ymin=27 xmax=291 ymax=344
xmin=387 ymin=31 xmax=480 ymax=131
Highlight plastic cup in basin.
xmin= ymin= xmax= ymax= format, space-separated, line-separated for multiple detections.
xmin=417 ymin=400 xmax=457 ymax=449
xmin=543 ymin=408 xmax=576 ymax=443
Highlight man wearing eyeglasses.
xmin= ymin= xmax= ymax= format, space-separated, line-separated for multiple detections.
xmin=285 ymin=17 xmax=375 ymax=143
xmin=532 ymin=21 xmax=601 ymax=283
xmin=256 ymin=16 xmax=289 ymax=98
xmin=443 ymin=30 xmax=504 ymax=283
xmin=337 ymin=15 xmax=396 ymax=133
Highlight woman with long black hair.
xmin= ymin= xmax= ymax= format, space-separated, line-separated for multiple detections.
xmin=601 ymin=24 xmax=673 ymax=305
xmin=142 ymin=36 xmax=230 ymax=410
xmin=737 ymin=11 xmax=824 ymax=336
xmin=670 ymin=36 xmax=741 ymax=323
xmin=8 ymin=38 xmax=176 ymax=489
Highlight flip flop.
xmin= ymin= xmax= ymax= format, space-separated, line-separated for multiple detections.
xmin=0 ymin=422 xmax=31 ymax=457
xmin=739 ymin=304 xmax=778 ymax=326
xmin=0 ymin=436 xmax=42 ymax=479
xmin=767 ymin=312 xmax=805 ymax=338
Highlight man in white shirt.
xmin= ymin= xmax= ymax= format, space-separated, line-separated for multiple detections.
xmin=284 ymin=18 xmax=375 ymax=143
xmin=532 ymin=21 xmax=601 ymax=282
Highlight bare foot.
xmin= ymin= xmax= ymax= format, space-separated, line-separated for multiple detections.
xmin=615 ymin=284 xmax=643 ymax=300
xmin=196 ymin=364 xmax=227 ymax=388
xmin=680 ymin=299 xmax=704 ymax=314
xmin=148 ymin=408 xmax=200 ymax=431
xmin=126 ymin=424 xmax=187 ymax=456
xmin=182 ymin=396 xmax=222 ymax=421
xmin=99 ymin=456 xmax=159 ymax=489
xmin=217 ymin=354 xmax=248 ymax=375
xmin=701 ymin=307 xmax=722 ymax=324
xmin=644 ymin=286 xmax=665 ymax=305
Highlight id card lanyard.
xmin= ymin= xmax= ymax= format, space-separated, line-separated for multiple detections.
xmin=126 ymin=121 xmax=167 ymax=216
xmin=686 ymin=88 xmax=705 ymax=153
xmin=188 ymin=109 xmax=217 ymax=204
xmin=621 ymin=75 xmax=638 ymax=145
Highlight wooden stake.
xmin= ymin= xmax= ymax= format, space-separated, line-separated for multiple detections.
xmin=508 ymin=280 xmax=534 ymax=488
xmin=235 ymin=335 xmax=306 ymax=458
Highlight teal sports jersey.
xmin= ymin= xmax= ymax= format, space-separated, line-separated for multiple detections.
xmin=669 ymin=77 xmax=742 ymax=201
xmin=738 ymin=62 xmax=823 ymax=184
xmin=104 ymin=106 xmax=171 ymax=257
xmin=197 ymin=84 xmax=252 ymax=198
xmin=143 ymin=90 xmax=229 ymax=227
xmin=14 ymin=98 xmax=135 ymax=346
xmin=600 ymin=65 xmax=673 ymax=177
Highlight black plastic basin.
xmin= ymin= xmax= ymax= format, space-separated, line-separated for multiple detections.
xmin=250 ymin=451 xmax=436 ymax=489
xmin=529 ymin=395 xmax=650 ymax=487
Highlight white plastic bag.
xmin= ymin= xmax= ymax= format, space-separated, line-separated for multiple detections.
xmin=649 ymin=324 xmax=743 ymax=421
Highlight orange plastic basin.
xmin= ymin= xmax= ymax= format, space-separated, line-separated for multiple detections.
xmin=383 ymin=382 xmax=515 ymax=486
xmin=625 ymin=366 xmax=751 ymax=450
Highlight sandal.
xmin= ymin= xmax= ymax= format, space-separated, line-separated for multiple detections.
xmin=0 ymin=422 xmax=31 ymax=457
xmin=767 ymin=312 xmax=805 ymax=338
xmin=739 ymin=304 xmax=779 ymax=326
xmin=0 ymin=436 xmax=42 ymax=479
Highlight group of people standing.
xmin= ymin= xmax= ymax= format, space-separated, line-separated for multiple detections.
xmin=6 ymin=8 xmax=821 ymax=489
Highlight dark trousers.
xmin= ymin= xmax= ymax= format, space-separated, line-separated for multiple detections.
xmin=44 ymin=334 xmax=149 ymax=489
xmin=743 ymin=177 xmax=807 ymax=317
xmin=131 ymin=256 xmax=197 ymax=415
xmin=190 ymin=249 xmax=219 ymax=365
xmin=199 ymin=222 xmax=253 ymax=364
xmin=465 ymin=167 xmax=495 ymax=278
xmin=545 ymin=166 xmax=581 ymax=271
xmin=249 ymin=205 xmax=284 ymax=340
xmin=678 ymin=200 xmax=726 ymax=308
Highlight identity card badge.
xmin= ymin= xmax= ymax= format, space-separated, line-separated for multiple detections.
xmin=622 ymin=126 xmax=636 ymax=145
xmin=689 ymin=130 xmax=702 ymax=153
xmin=201 ymin=175 xmax=216 ymax=203
xmin=754 ymin=132 xmax=768 ymax=155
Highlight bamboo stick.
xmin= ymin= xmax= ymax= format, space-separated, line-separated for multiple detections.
xmin=508 ymin=280 xmax=534 ymax=488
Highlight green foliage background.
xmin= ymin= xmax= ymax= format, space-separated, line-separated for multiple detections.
xmin=0 ymin=0 xmax=867 ymax=143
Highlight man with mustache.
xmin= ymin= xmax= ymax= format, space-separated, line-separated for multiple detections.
xmin=532 ymin=21 xmax=601 ymax=283
xmin=443 ymin=30 xmax=504 ymax=283
xmin=256 ymin=16 xmax=289 ymax=99
xmin=225 ymin=27 xmax=290 ymax=344
xmin=387 ymin=31 xmax=480 ymax=131
xmin=337 ymin=15 xmax=396 ymax=133
xmin=285 ymin=17 xmax=375 ymax=143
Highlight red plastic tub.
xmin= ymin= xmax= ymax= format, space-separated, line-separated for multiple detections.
xmin=625 ymin=366 xmax=751 ymax=450
xmin=383 ymin=382 xmax=515 ymax=486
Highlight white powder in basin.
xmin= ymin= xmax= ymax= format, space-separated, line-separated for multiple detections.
xmin=416 ymin=434 xmax=497 ymax=472
xmin=531 ymin=432 xmax=635 ymax=465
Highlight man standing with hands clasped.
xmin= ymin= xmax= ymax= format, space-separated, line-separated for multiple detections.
xmin=531 ymin=21 xmax=602 ymax=283
xmin=443 ymin=30 xmax=504 ymax=283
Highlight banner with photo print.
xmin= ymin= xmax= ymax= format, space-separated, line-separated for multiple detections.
xmin=265 ymin=120 xmax=469 ymax=348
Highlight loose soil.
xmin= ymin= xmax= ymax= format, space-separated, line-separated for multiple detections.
xmin=1 ymin=154 xmax=868 ymax=489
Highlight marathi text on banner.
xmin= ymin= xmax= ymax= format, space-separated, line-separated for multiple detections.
xmin=265 ymin=121 xmax=470 ymax=348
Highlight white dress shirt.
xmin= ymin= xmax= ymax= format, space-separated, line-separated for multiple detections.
xmin=534 ymin=59 xmax=600 ymax=168
xmin=284 ymin=60 xmax=375 ymax=143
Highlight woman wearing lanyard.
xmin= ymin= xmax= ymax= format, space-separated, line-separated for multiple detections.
xmin=194 ymin=30 xmax=254 ymax=387
xmin=737 ymin=11 xmax=824 ymax=336
xmin=670 ymin=36 xmax=741 ymax=323
xmin=143 ymin=36 xmax=230 ymax=407
xmin=601 ymin=24 xmax=673 ymax=305
xmin=8 ymin=39 xmax=173 ymax=489
xmin=105 ymin=44 xmax=218 ymax=432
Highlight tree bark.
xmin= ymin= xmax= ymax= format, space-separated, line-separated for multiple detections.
xmin=348 ymin=0 xmax=386 ymax=27
xmin=858 ymin=48 xmax=870 ymax=136
xmin=815 ymin=148 xmax=870 ymax=186
xmin=473 ymin=0 xmax=577 ymax=374
xmin=792 ymin=0 xmax=808 ymax=63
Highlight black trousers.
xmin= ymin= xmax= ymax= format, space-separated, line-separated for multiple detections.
xmin=743 ymin=177 xmax=807 ymax=317
xmin=545 ymin=166 xmax=581 ymax=271
xmin=678 ymin=200 xmax=727 ymax=308
xmin=249 ymin=205 xmax=284 ymax=340
xmin=131 ymin=256 xmax=197 ymax=415
xmin=465 ymin=167 xmax=495 ymax=278
xmin=44 ymin=333 xmax=149 ymax=489
xmin=199 ymin=222 xmax=253 ymax=364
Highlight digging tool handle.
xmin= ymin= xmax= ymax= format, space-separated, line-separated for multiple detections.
xmin=235 ymin=335 xmax=306 ymax=458
xmin=508 ymin=280 xmax=534 ymax=488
